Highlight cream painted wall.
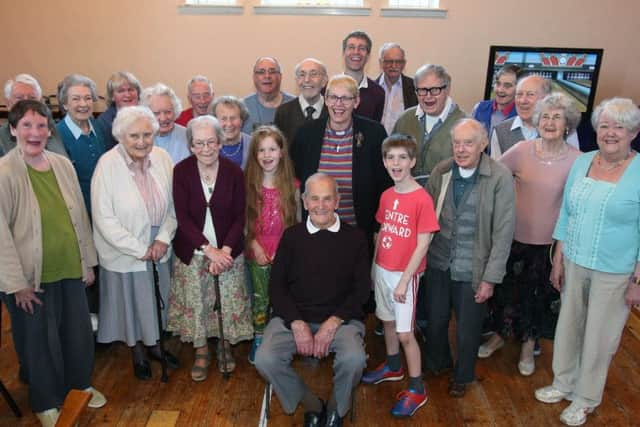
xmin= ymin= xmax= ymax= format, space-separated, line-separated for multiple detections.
xmin=0 ymin=0 xmax=638 ymax=113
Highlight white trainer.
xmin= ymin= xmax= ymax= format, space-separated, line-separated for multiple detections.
xmin=559 ymin=401 xmax=594 ymax=426
xmin=535 ymin=385 xmax=569 ymax=403
xmin=35 ymin=408 xmax=60 ymax=427
xmin=84 ymin=386 xmax=107 ymax=408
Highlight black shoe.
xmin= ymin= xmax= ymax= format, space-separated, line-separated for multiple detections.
xmin=448 ymin=382 xmax=466 ymax=397
xmin=150 ymin=350 xmax=180 ymax=369
xmin=325 ymin=409 xmax=343 ymax=427
xmin=133 ymin=360 xmax=152 ymax=380
xmin=303 ymin=400 xmax=326 ymax=427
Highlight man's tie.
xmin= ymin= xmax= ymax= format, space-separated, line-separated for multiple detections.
xmin=305 ymin=106 xmax=315 ymax=121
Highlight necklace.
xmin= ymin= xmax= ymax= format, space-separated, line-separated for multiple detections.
xmin=535 ymin=139 xmax=568 ymax=164
xmin=221 ymin=140 xmax=242 ymax=157
xmin=597 ymin=151 xmax=630 ymax=171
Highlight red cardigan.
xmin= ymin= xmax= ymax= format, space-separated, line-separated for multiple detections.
xmin=172 ymin=155 xmax=245 ymax=265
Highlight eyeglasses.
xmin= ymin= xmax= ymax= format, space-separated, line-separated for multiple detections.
xmin=326 ymin=94 xmax=356 ymax=104
xmin=296 ymin=70 xmax=324 ymax=79
xmin=451 ymin=139 xmax=476 ymax=148
xmin=192 ymin=140 xmax=219 ymax=149
xmin=382 ymin=59 xmax=406 ymax=66
xmin=415 ymin=85 xmax=447 ymax=96
xmin=254 ymin=68 xmax=280 ymax=76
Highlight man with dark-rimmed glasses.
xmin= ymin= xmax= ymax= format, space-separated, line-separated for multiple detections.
xmin=393 ymin=64 xmax=466 ymax=179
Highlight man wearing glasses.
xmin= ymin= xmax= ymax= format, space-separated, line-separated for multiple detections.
xmin=376 ymin=43 xmax=418 ymax=135
xmin=393 ymin=64 xmax=466 ymax=179
xmin=274 ymin=58 xmax=329 ymax=145
xmin=175 ymin=75 xmax=214 ymax=127
xmin=342 ymin=30 xmax=386 ymax=122
xmin=243 ymin=56 xmax=294 ymax=133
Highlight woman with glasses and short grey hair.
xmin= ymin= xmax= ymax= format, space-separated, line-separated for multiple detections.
xmin=168 ymin=115 xmax=252 ymax=380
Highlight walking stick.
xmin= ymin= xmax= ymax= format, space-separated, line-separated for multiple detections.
xmin=152 ymin=262 xmax=169 ymax=383
xmin=213 ymin=274 xmax=230 ymax=380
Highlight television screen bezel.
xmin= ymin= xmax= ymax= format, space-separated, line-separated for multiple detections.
xmin=483 ymin=45 xmax=604 ymax=115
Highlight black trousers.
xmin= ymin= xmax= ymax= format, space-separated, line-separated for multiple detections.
xmin=423 ymin=268 xmax=486 ymax=384
xmin=3 ymin=279 xmax=94 ymax=412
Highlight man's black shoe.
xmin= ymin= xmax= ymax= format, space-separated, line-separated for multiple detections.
xmin=325 ymin=409 xmax=343 ymax=427
xmin=303 ymin=400 xmax=326 ymax=427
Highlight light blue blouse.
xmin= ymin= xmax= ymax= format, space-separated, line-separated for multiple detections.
xmin=154 ymin=124 xmax=190 ymax=165
xmin=553 ymin=151 xmax=640 ymax=273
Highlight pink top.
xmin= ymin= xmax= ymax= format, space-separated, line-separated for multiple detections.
xmin=500 ymin=139 xmax=580 ymax=245
xmin=254 ymin=186 xmax=286 ymax=260
xmin=118 ymin=145 xmax=166 ymax=226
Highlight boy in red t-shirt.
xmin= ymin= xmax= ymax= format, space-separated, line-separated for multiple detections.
xmin=361 ymin=134 xmax=439 ymax=417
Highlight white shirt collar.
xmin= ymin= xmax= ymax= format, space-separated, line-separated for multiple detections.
xmin=415 ymin=96 xmax=453 ymax=121
xmin=306 ymin=213 xmax=341 ymax=234
xmin=358 ymin=76 xmax=369 ymax=89
xmin=377 ymin=74 xmax=403 ymax=92
xmin=298 ymin=95 xmax=324 ymax=119
xmin=64 ymin=114 xmax=96 ymax=140
xmin=510 ymin=116 xmax=538 ymax=140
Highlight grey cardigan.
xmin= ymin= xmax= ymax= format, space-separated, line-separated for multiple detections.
xmin=425 ymin=153 xmax=515 ymax=290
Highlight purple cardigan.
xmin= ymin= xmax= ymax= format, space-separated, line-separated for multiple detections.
xmin=172 ymin=155 xmax=245 ymax=264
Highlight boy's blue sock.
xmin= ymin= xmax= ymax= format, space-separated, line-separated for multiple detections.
xmin=408 ymin=376 xmax=424 ymax=394
xmin=386 ymin=352 xmax=401 ymax=371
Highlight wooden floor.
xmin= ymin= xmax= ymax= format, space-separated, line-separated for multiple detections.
xmin=1 ymin=308 xmax=640 ymax=427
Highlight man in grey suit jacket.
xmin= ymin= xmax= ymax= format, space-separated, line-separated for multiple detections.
xmin=274 ymin=58 xmax=329 ymax=145
xmin=376 ymin=42 xmax=418 ymax=134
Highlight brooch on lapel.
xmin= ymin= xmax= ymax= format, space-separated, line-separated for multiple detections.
xmin=355 ymin=131 xmax=364 ymax=149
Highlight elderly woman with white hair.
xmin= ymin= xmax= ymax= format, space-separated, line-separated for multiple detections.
xmin=91 ymin=106 xmax=178 ymax=381
xmin=168 ymin=115 xmax=252 ymax=380
xmin=97 ymin=71 xmax=141 ymax=148
xmin=140 ymin=83 xmax=190 ymax=164
xmin=56 ymin=74 xmax=109 ymax=215
xmin=210 ymin=95 xmax=251 ymax=169
xmin=534 ymin=98 xmax=640 ymax=426
xmin=479 ymin=93 xmax=581 ymax=376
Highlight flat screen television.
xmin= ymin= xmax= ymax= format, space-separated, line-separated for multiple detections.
xmin=483 ymin=45 xmax=604 ymax=115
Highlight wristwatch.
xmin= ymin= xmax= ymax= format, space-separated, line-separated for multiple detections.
xmin=629 ymin=275 xmax=640 ymax=285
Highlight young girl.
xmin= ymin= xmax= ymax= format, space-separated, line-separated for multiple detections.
xmin=245 ymin=126 xmax=299 ymax=363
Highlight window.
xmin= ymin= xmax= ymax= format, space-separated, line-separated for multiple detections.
xmin=180 ymin=0 xmax=243 ymax=14
xmin=255 ymin=0 xmax=369 ymax=15
xmin=388 ymin=0 xmax=438 ymax=7
xmin=382 ymin=0 xmax=446 ymax=17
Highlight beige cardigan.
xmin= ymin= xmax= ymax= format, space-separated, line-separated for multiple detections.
xmin=0 ymin=148 xmax=97 ymax=294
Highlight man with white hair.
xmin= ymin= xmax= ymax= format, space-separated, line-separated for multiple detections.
xmin=175 ymin=75 xmax=214 ymax=127
xmin=243 ymin=56 xmax=294 ymax=134
xmin=1 ymin=74 xmax=68 ymax=157
xmin=274 ymin=58 xmax=329 ymax=145
xmin=376 ymin=42 xmax=418 ymax=134
xmin=490 ymin=75 xmax=579 ymax=157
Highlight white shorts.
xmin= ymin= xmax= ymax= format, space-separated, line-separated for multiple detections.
xmin=373 ymin=264 xmax=421 ymax=333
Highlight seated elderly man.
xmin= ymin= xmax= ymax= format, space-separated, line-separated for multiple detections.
xmin=243 ymin=56 xmax=294 ymax=133
xmin=393 ymin=64 xmax=466 ymax=180
xmin=274 ymin=58 xmax=328 ymax=145
xmin=423 ymin=118 xmax=515 ymax=397
xmin=1 ymin=73 xmax=67 ymax=157
xmin=175 ymin=75 xmax=214 ymax=127
xmin=255 ymin=173 xmax=370 ymax=427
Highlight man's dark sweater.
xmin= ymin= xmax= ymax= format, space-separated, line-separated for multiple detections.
xmin=269 ymin=221 xmax=371 ymax=326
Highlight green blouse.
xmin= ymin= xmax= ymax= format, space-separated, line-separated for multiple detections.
xmin=27 ymin=165 xmax=82 ymax=283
